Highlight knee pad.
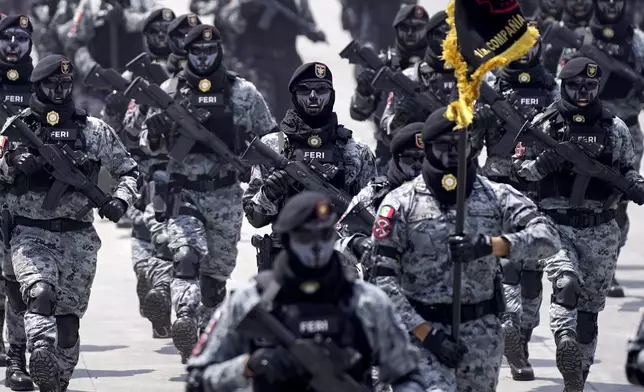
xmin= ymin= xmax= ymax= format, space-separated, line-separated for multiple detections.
xmin=173 ymin=246 xmax=200 ymax=279
xmin=576 ymin=311 xmax=598 ymax=345
xmin=56 ymin=314 xmax=80 ymax=349
xmin=200 ymin=276 xmax=226 ymax=308
xmin=26 ymin=282 xmax=56 ymax=316
xmin=521 ymin=271 xmax=543 ymax=300
xmin=551 ymin=273 xmax=580 ymax=310
xmin=500 ymin=258 xmax=522 ymax=285
xmin=5 ymin=279 xmax=26 ymax=312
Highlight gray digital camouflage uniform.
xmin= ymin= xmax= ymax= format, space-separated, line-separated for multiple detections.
xmin=512 ymin=115 xmax=639 ymax=379
xmin=187 ymin=278 xmax=424 ymax=392
xmin=368 ymin=175 xmax=560 ymax=391
xmin=558 ymin=28 xmax=644 ymax=249
xmin=0 ymin=113 xmax=139 ymax=386
xmin=141 ymin=74 xmax=276 ymax=361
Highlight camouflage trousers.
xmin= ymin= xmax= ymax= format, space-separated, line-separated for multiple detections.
xmin=617 ymin=123 xmax=644 ymax=249
xmin=129 ymin=206 xmax=154 ymax=270
xmin=2 ymin=247 xmax=27 ymax=346
xmin=544 ymin=219 xmax=620 ymax=373
xmin=168 ymin=185 xmax=243 ymax=328
xmin=502 ymin=258 xmax=543 ymax=332
xmin=11 ymin=225 xmax=101 ymax=382
xmin=413 ymin=314 xmax=503 ymax=391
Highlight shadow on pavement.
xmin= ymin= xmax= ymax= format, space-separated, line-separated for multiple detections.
xmin=169 ymin=374 xmax=187 ymax=382
xmin=618 ymin=296 xmax=644 ymax=312
xmin=155 ymin=345 xmax=179 ymax=355
xmin=80 ymin=345 xmax=128 ymax=352
xmin=72 ymin=369 xmax=154 ymax=379
xmin=527 ymin=377 xmax=643 ymax=392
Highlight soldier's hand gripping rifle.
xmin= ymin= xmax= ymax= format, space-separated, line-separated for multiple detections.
xmin=241 ymin=136 xmax=375 ymax=234
xmin=340 ymin=40 xmax=445 ymax=114
xmin=126 ymin=53 xmax=170 ymax=85
xmin=479 ymin=83 xmax=635 ymax=207
xmin=0 ymin=104 xmax=112 ymax=220
xmin=124 ymin=76 xmax=248 ymax=172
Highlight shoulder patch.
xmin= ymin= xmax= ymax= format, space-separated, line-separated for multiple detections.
xmin=0 ymin=135 xmax=7 ymax=156
xmin=377 ymin=205 xmax=396 ymax=218
xmin=372 ymin=216 xmax=392 ymax=239
xmin=191 ymin=308 xmax=220 ymax=356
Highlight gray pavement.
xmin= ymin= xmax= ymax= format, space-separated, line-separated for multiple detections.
xmin=0 ymin=0 xmax=643 ymax=391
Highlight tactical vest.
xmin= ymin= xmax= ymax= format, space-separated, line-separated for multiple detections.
xmin=538 ymin=114 xmax=615 ymax=202
xmin=180 ymin=72 xmax=239 ymax=155
xmin=0 ymin=83 xmax=31 ymax=109
xmin=250 ymin=271 xmax=373 ymax=392
xmin=426 ymin=65 xmax=457 ymax=105
xmin=284 ymin=127 xmax=351 ymax=191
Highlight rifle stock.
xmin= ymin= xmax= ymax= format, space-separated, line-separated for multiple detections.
xmin=125 ymin=53 xmax=169 ymax=85
xmin=84 ymin=63 xmax=131 ymax=93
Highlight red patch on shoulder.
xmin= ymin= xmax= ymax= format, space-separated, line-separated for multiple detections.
xmin=191 ymin=316 xmax=217 ymax=356
xmin=514 ymin=142 xmax=526 ymax=157
xmin=372 ymin=217 xmax=392 ymax=239
xmin=127 ymin=99 xmax=136 ymax=111
xmin=387 ymin=92 xmax=394 ymax=106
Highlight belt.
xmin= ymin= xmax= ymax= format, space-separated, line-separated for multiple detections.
xmin=624 ymin=116 xmax=639 ymax=128
xmin=13 ymin=216 xmax=92 ymax=232
xmin=171 ymin=173 xmax=237 ymax=192
xmin=544 ymin=209 xmax=616 ymax=229
xmin=487 ymin=176 xmax=530 ymax=191
xmin=408 ymin=297 xmax=497 ymax=324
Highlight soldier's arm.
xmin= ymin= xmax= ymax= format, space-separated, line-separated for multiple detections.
xmin=242 ymin=133 xmax=282 ymax=227
xmin=236 ymin=79 xmax=278 ymax=137
xmin=140 ymin=107 xmax=169 ymax=156
xmin=190 ymin=286 xmax=255 ymax=392
xmin=89 ymin=117 xmax=141 ymax=207
xmin=496 ymin=181 xmax=561 ymax=260
xmin=349 ymin=89 xmax=377 ymax=121
xmin=354 ymin=141 xmax=378 ymax=191
xmin=72 ymin=46 xmax=97 ymax=81
xmin=379 ymin=92 xmax=397 ymax=135
xmin=356 ymin=283 xmax=425 ymax=392
xmin=609 ymin=117 xmax=640 ymax=180
xmin=369 ymin=193 xmax=425 ymax=333
xmin=123 ymin=1 xmax=161 ymax=33
xmin=336 ymin=185 xmax=377 ymax=263
xmin=511 ymin=123 xmax=549 ymax=182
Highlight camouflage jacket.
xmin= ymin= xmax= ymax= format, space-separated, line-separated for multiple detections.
xmin=368 ymin=175 xmax=560 ymax=331
xmin=187 ymin=277 xmax=423 ymax=392
xmin=0 ymin=111 xmax=139 ymax=222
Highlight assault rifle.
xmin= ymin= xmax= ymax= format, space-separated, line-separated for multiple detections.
xmin=256 ymin=0 xmax=326 ymax=42
xmin=541 ymin=20 xmax=644 ymax=91
xmin=0 ymin=103 xmax=112 ymax=219
xmin=123 ymin=76 xmax=248 ymax=171
xmin=83 ymin=63 xmax=131 ymax=93
xmin=126 ymin=53 xmax=170 ymax=85
xmin=478 ymin=83 xmax=634 ymax=207
xmin=340 ymin=40 xmax=444 ymax=114
xmin=238 ymin=294 xmax=371 ymax=392
xmin=241 ymin=136 xmax=375 ymax=233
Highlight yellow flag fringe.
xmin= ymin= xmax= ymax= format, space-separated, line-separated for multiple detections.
xmin=441 ymin=0 xmax=539 ymax=129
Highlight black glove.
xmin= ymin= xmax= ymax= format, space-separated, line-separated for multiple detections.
xmin=99 ymin=198 xmax=127 ymax=222
xmin=305 ymin=28 xmax=326 ymax=43
xmin=104 ymin=92 xmax=130 ymax=116
xmin=396 ymin=94 xmax=424 ymax=122
xmin=145 ymin=113 xmax=174 ymax=138
xmin=422 ymin=328 xmax=468 ymax=368
xmin=356 ymin=68 xmax=376 ymax=96
xmin=473 ymin=105 xmax=497 ymax=130
xmin=247 ymin=347 xmax=300 ymax=383
xmin=628 ymin=179 xmax=644 ymax=205
xmin=262 ymin=170 xmax=290 ymax=201
xmin=448 ymin=234 xmax=493 ymax=263
xmin=9 ymin=152 xmax=40 ymax=175
xmin=350 ymin=236 xmax=372 ymax=258
xmin=535 ymin=149 xmax=565 ymax=175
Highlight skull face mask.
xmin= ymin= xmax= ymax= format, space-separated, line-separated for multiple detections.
xmin=293 ymin=81 xmax=333 ymax=116
xmin=145 ymin=20 xmax=171 ymax=52
xmin=595 ymin=0 xmax=626 ymax=23
xmin=187 ymin=41 xmax=220 ymax=75
xmin=288 ymin=225 xmax=336 ymax=269
xmin=564 ymin=0 xmax=593 ymax=18
xmin=396 ymin=18 xmax=429 ymax=50
xmin=563 ymin=75 xmax=600 ymax=107
xmin=38 ymin=74 xmax=73 ymax=104
xmin=0 ymin=27 xmax=31 ymax=63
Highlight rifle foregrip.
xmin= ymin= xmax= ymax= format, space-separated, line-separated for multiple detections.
xmin=570 ymin=175 xmax=591 ymax=207
xmin=42 ymin=180 xmax=69 ymax=211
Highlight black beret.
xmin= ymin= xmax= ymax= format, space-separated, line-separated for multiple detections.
xmin=559 ymin=57 xmax=602 ymax=80
xmin=168 ymin=13 xmax=202 ymax=36
xmin=422 ymin=107 xmax=455 ymax=143
xmin=184 ymin=25 xmax=221 ymax=49
xmin=0 ymin=15 xmax=33 ymax=34
xmin=273 ymin=191 xmax=337 ymax=233
xmin=391 ymin=122 xmax=425 ymax=155
xmin=288 ymin=62 xmax=333 ymax=91
xmin=30 ymin=55 xmax=73 ymax=83
xmin=427 ymin=10 xmax=447 ymax=31
xmin=393 ymin=5 xmax=429 ymax=27
xmin=143 ymin=8 xmax=176 ymax=32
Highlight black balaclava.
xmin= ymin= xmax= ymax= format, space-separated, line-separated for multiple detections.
xmin=590 ymin=0 xmax=631 ymax=44
xmin=557 ymin=57 xmax=603 ymax=123
xmin=499 ymin=36 xmax=555 ymax=87
xmin=166 ymin=13 xmax=202 ymax=74
xmin=421 ymin=108 xmax=477 ymax=206
xmin=288 ymin=62 xmax=335 ymax=129
xmin=424 ymin=11 xmax=450 ymax=71
xmin=143 ymin=8 xmax=175 ymax=59
xmin=538 ymin=0 xmax=565 ymax=20
xmin=388 ymin=122 xmax=425 ymax=187
xmin=392 ymin=5 xmax=429 ymax=66
xmin=562 ymin=0 xmax=594 ymax=27
xmin=0 ymin=15 xmax=34 ymax=84
xmin=29 ymin=54 xmax=76 ymax=125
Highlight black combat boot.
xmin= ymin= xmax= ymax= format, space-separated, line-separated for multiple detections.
xmin=0 ymin=308 xmax=8 ymax=366
xmin=509 ymin=328 xmax=535 ymax=381
xmin=172 ymin=310 xmax=198 ymax=364
xmin=5 ymin=344 xmax=34 ymax=391
xmin=28 ymin=347 xmax=60 ymax=392
xmin=606 ymin=276 xmax=625 ymax=298
xmin=142 ymin=282 xmax=171 ymax=339
xmin=134 ymin=262 xmax=151 ymax=317
xmin=555 ymin=331 xmax=584 ymax=392
xmin=60 ymin=379 xmax=69 ymax=392
xmin=502 ymin=313 xmax=532 ymax=380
